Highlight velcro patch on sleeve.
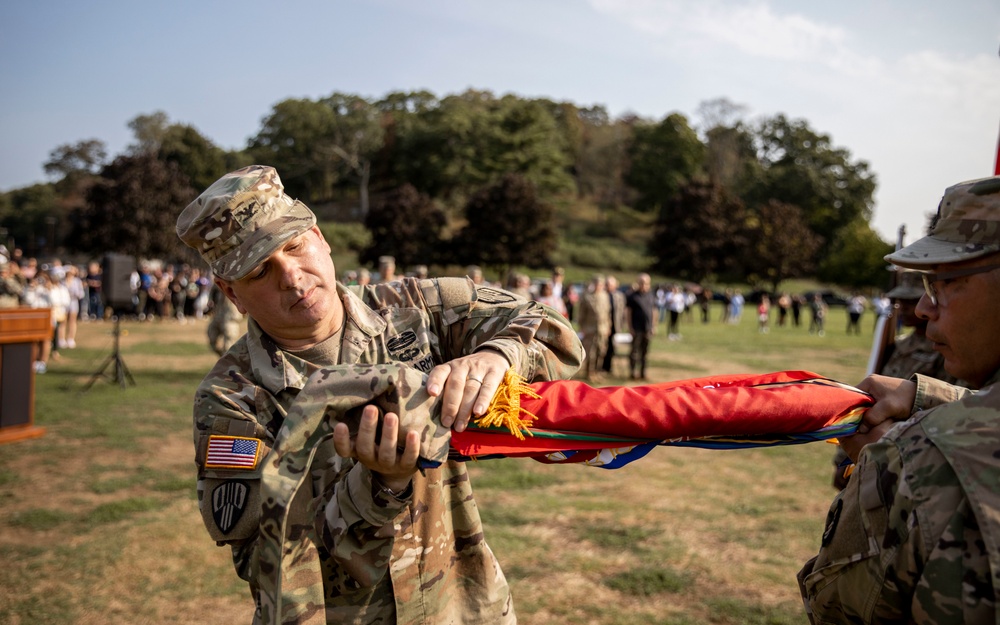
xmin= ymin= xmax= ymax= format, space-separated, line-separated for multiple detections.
xmin=436 ymin=277 xmax=476 ymax=310
xmin=205 ymin=435 xmax=262 ymax=470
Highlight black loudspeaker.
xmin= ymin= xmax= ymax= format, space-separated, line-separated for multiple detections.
xmin=101 ymin=253 xmax=136 ymax=310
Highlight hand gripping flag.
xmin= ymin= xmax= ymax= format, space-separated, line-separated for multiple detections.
xmin=256 ymin=364 xmax=870 ymax=623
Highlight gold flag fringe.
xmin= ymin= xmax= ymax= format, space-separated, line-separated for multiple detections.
xmin=471 ymin=367 xmax=540 ymax=440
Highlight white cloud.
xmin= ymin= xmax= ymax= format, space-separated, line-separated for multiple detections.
xmin=589 ymin=0 xmax=857 ymax=70
xmin=588 ymin=0 xmax=1000 ymax=241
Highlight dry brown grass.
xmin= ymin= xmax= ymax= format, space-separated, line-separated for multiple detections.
xmin=0 ymin=306 xmax=873 ymax=624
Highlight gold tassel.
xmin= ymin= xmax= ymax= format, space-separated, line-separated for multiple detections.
xmin=472 ymin=367 xmax=540 ymax=440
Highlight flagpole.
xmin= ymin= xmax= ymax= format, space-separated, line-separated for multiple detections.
xmin=994 ymin=118 xmax=1000 ymax=176
xmin=995 ymin=45 xmax=1000 ymax=176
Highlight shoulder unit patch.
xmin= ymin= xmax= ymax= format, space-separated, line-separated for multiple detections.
xmin=212 ymin=480 xmax=249 ymax=535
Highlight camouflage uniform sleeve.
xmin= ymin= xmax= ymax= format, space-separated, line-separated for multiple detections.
xmin=798 ymin=414 xmax=988 ymax=623
xmin=272 ymin=366 xmax=451 ymax=605
xmin=431 ymin=278 xmax=584 ymax=382
xmin=911 ymin=373 xmax=973 ymax=413
xmin=195 ymin=359 xmax=445 ymax=614
xmin=191 ymin=360 xmax=273 ymax=587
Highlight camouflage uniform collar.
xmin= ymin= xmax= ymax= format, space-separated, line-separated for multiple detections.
xmin=245 ymin=319 xmax=311 ymax=394
xmin=245 ymin=284 xmax=388 ymax=395
xmin=336 ymin=282 xmax=388 ymax=338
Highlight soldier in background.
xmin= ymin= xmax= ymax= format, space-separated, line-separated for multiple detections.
xmin=601 ymin=275 xmax=627 ymax=375
xmin=830 ymin=270 xmax=961 ymax=489
xmin=877 ymin=271 xmax=961 ymax=383
xmin=466 ymin=264 xmax=485 ymax=285
xmin=176 ymin=165 xmax=583 ymax=624
xmin=205 ymin=280 xmax=244 ymax=356
xmin=377 ymin=255 xmax=396 ymax=283
xmin=356 ymin=267 xmax=371 ymax=286
xmin=0 ymin=260 xmax=24 ymax=308
xmin=576 ymin=273 xmax=611 ymax=382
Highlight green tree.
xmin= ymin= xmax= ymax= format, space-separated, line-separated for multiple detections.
xmin=696 ymin=98 xmax=755 ymax=192
xmin=0 ymin=183 xmax=60 ymax=257
xmin=742 ymin=114 xmax=876 ymax=255
xmin=818 ymin=219 xmax=894 ymax=289
xmin=743 ymin=200 xmax=822 ymax=291
xmin=159 ymin=124 xmax=230 ymax=191
xmin=127 ymin=111 xmax=171 ymax=155
xmin=317 ymin=93 xmax=384 ymax=217
xmin=375 ymin=90 xmax=440 ymax=188
xmin=360 ymin=184 xmax=447 ymax=268
xmin=43 ymin=138 xmax=109 ymax=238
xmin=625 ymin=113 xmax=705 ymax=212
xmin=574 ymin=109 xmax=633 ymax=209
xmin=69 ymin=154 xmax=197 ymax=260
xmin=455 ymin=173 xmax=557 ymax=278
xmin=390 ymin=90 xmax=573 ymax=201
xmin=249 ymin=95 xmax=383 ymax=215
xmin=494 ymin=96 xmax=574 ymax=195
xmin=649 ymin=179 xmax=750 ymax=283
xmin=44 ymin=139 xmax=108 ymax=185
xmin=249 ymin=98 xmax=339 ymax=202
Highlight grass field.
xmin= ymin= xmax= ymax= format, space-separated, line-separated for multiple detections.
xmin=0 ymin=304 xmax=876 ymax=625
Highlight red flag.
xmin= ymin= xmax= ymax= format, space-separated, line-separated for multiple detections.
xmin=450 ymin=370 xmax=871 ymax=467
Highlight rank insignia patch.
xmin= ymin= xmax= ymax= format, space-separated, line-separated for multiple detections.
xmin=475 ymin=287 xmax=516 ymax=304
xmin=205 ymin=435 xmax=261 ymax=470
xmin=212 ymin=480 xmax=249 ymax=535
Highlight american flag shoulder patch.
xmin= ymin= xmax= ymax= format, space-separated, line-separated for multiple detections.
xmin=205 ymin=435 xmax=262 ymax=470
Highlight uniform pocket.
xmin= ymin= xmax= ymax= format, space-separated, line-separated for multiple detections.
xmin=800 ymin=461 xmax=888 ymax=616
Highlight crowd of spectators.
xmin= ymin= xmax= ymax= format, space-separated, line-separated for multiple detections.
xmin=1 ymin=248 xmax=93 ymax=373
xmin=1 ymin=242 xmax=887 ymax=377
xmin=0 ymin=246 xmax=227 ymax=374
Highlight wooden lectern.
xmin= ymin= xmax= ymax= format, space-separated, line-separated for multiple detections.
xmin=0 ymin=307 xmax=51 ymax=444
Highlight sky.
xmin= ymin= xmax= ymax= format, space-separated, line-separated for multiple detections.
xmin=2 ymin=0 xmax=999 ymax=244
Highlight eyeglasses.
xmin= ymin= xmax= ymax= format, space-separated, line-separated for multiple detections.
xmin=920 ymin=262 xmax=1000 ymax=306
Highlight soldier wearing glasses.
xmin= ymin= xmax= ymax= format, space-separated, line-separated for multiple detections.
xmin=798 ymin=176 xmax=1000 ymax=624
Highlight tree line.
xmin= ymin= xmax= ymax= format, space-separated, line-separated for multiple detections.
xmin=0 ymin=91 xmax=892 ymax=289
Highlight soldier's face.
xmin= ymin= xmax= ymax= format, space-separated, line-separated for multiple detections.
xmin=219 ymin=227 xmax=341 ymax=349
xmin=916 ymin=254 xmax=1000 ymax=387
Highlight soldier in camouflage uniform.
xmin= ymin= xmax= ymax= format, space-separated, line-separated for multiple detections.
xmin=176 ymin=165 xmax=584 ymax=625
xmin=0 ymin=260 xmax=24 ymax=308
xmin=799 ymin=175 xmax=1000 ymax=623
xmin=206 ymin=280 xmax=244 ymax=356
xmin=830 ymin=270 xmax=962 ymax=490
xmin=576 ymin=274 xmax=610 ymax=382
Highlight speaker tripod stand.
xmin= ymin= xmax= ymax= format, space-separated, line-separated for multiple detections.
xmin=83 ymin=316 xmax=136 ymax=391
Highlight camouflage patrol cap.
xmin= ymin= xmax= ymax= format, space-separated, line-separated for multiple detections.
xmin=175 ymin=165 xmax=316 ymax=281
xmin=886 ymin=176 xmax=1000 ymax=269
xmin=885 ymin=270 xmax=925 ymax=300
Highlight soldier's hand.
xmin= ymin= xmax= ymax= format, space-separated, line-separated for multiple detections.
xmin=333 ymin=405 xmax=420 ymax=494
xmin=839 ymin=420 xmax=895 ymax=463
xmin=856 ymin=374 xmax=916 ymax=429
xmin=426 ymin=350 xmax=510 ymax=432
xmin=837 ymin=375 xmax=917 ymax=464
